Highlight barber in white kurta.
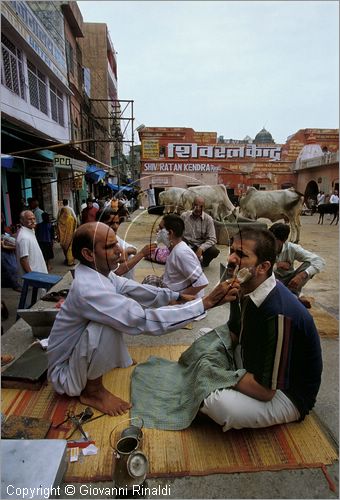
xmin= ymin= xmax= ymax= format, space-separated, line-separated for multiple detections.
xmin=47 ymin=264 xmax=204 ymax=397
xmin=162 ymin=240 xmax=208 ymax=298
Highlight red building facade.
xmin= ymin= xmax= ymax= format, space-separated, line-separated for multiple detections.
xmin=138 ymin=127 xmax=339 ymax=204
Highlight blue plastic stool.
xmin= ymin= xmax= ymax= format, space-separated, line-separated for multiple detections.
xmin=17 ymin=272 xmax=62 ymax=319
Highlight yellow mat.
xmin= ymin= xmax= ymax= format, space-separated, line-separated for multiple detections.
xmin=2 ymin=345 xmax=338 ymax=483
xmin=309 ymin=305 xmax=339 ymax=337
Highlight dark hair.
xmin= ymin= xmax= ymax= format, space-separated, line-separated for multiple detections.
xmin=233 ymin=227 xmax=277 ymax=272
xmin=72 ymin=229 xmax=94 ymax=264
xmin=95 ymin=208 xmax=119 ymax=223
xmin=42 ymin=212 xmax=50 ymax=223
xmin=269 ymin=223 xmax=290 ymax=242
xmin=86 ymin=197 xmax=93 ymax=204
xmin=163 ymin=214 xmax=185 ymax=237
xmin=62 ymin=199 xmax=68 ymax=206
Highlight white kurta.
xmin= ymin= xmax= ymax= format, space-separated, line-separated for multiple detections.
xmin=47 ymin=264 xmax=204 ymax=396
xmin=16 ymin=226 xmax=48 ymax=275
xmin=163 ymin=241 xmax=208 ymax=298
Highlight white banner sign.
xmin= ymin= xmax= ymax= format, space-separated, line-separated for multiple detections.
xmin=144 ymin=163 xmax=221 ymax=173
xmin=54 ymin=155 xmax=87 ymax=172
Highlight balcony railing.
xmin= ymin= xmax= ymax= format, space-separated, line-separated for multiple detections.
xmin=295 ymin=151 xmax=339 ymax=170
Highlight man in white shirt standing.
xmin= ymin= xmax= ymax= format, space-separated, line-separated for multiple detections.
xmin=16 ymin=211 xmax=48 ymax=276
xmin=269 ymin=223 xmax=325 ymax=308
xmin=16 ymin=211 xmax=48 ymax=306
xmin=329 ymin=189 xmax=339 ymax=204
xmin=146 ymin=184 xmax=156 ymax=207
xmin=47 ymin=222 xmax=240 ymax=416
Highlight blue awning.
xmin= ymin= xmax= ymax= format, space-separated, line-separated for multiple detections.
xmin=85 ymin=165 xmax=106 ymax=183
xmin=106 ymin=182 xmax=134 ymax=192
xmin=1 ymin=154 xmax=15 ymax=169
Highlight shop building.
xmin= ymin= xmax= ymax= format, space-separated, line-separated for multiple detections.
xmin=138 ymin=126 xmax=338 ymax=206
xmin=79 ymin=22 xmax=118 ymax=172
xmin=1 ymin=3 xmax=121 ymax=224
xmin=1 ymin=0 xmax=71 ymax=224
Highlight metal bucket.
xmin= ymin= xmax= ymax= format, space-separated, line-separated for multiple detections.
xmin=120 ymin=425 xmax=143 ymax=441
xmin=110 ymin=418 xmax=148 ymax=489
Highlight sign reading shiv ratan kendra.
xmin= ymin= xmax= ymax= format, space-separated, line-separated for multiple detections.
xmin=144 ymin=163 xmax=221 ymax=172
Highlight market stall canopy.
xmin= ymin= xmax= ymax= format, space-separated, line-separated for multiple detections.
xmin=1 ymin=154 xmax=14 ymax=169
xmin=106 ymin=182 xmax=134 ymax=192
xmin=85 ymin=165 xmax=107 ymax=183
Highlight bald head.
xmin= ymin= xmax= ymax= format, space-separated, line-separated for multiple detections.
xmin=72 ymin=222 xmax=122 ymax=276
xmin=193 ymin=196 xmax=205 ymax=207
xmin=72 ymin=222 xmax=107 ymax=264
xmin=192 ymin=196 xmax=205 ymax=217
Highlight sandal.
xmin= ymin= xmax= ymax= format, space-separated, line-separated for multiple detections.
xmin=41 ymin=289 xmax=69 ymax=302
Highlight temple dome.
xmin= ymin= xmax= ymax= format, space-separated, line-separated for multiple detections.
xmin=295 ymin=135 xmax=323 ymax=168
xmin=254 ymin=127 xmax=275 ymax=144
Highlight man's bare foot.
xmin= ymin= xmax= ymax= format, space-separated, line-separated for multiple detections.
xmin=80 ymin=376 xmax=131 ymax=416
xmin=1 ymin=354 xmax=14 ymax=366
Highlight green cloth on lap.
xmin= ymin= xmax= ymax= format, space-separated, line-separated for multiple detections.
xmin=131 ymin=325 xmax=246 ymax=430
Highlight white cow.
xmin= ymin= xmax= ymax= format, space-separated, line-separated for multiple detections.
xmin=158 ymin=187 xmax=186 ymax=214
xmin=180 ymin=185 xmax=236 ymax=221
xmin=239 ymin=187 xmax=304 ymax=243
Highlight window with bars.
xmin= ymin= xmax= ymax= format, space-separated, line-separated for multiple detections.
xmin=27 ymin=60 xmax=48 ymax=114
xmin=50 ymin=82 xmax=64 ymax=126
xmin=1 ymin=34 xmax=25 ymax=99
xmin=66 ymin=40 xmax=74 ymax=76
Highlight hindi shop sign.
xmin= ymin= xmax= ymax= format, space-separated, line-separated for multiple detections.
xmin=167 ymin=143 xmax=282 ymax=161
xmin=26 ymin=164 xmax=56 ymax=179
xmin=144 ymin=163 xmax=221 ymax=173
xmin=142 ymin=140 xmax=159 ymax=159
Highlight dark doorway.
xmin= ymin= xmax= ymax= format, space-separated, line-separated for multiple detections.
xmin=6 ymin=172 xmax=23 ymax=225
xmin=304 ymin=180 xmax=319 ymax=209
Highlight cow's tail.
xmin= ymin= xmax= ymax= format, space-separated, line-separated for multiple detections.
xmin=286 ymin=194 xmax=304 ymax=211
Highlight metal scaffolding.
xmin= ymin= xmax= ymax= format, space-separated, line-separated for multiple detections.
xmin=90 ymin=98 xmax=135 ymax=186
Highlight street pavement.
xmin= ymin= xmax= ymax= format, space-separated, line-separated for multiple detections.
xmin=1 ymin=211 xmax=338 ymax=499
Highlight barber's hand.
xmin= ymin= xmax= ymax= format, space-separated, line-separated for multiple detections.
xmin=196 ymin=248 xmax=203 ymax=260
xmin=202 ymin=279 xmax=240 ymax=310
xmin=276 ymin=261 xmax=291 ymax=270
xmin=288 ymin=271 xmax=308 ymax=292
xmin=141 ymin=243 xmax=157 ymax=258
